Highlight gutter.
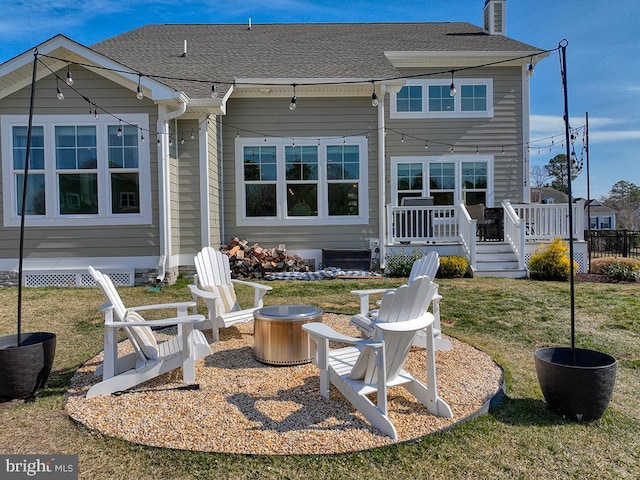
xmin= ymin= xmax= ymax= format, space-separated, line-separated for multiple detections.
xmin=156 ymin=93 xmax=188 ymax=282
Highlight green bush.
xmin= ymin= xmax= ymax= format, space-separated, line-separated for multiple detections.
xmin=528 ymin=237 xmax=577 ymax=281
xmin=385 ymin=249 xmax=425 ymax=277
xmin=591 ymin=256 xmax=640 ymax=275
xmin=600 ymin=262 xmax=640 ymax=282
xmin=438 ymin=256 xmax=468 ymax=278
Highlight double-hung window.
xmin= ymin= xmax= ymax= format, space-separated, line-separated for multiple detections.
xmin=391 ymin=79 xmax=493 ymax=118
xmin=236 ymin=137 xmax=368 ymax=226
xmin=1 ymin=114 xmax=151 ymax=226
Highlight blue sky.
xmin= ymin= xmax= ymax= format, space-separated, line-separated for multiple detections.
xmin=1 ymin=0 xmax=638 ymax=199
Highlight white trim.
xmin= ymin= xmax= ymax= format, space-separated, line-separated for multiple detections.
xmin=522 ymin=66 xmax=532 ymax=203
xmin=377 ymin=85 xmax=387 ymax=268
xmin=0 ymin=255 xmax=158 ymax=272
xmin=199 ymin=116 xmax=211 ymax=247
xmin=1 ymin=114 xmax=151 ymax=227
xmin=234 ymin=136 xmax=369 ymax=227
xmin=390 ymin=78 xmax=493 ymax=119
xmin=390 ymin=155 xmax=495 ymax=207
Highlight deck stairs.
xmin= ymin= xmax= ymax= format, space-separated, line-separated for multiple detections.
xmin=474 ymin=242 xmax=528 ymax=278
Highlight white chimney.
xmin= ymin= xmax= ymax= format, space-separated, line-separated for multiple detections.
xmin=483 ymin=0 xmax=506 ymax=36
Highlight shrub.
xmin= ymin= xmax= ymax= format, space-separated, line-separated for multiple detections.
xmin=528 ymin=237 xmax=578 ymax=281
xmin=438 ymin=256 xmax=468 ymax=278
xmin=385 ymin=249 xmax=425 ymax=277
xmin=600 ymin=261 xmax=640 ymax=282
xmin=591 ymin=256 xmax=640 ymax=275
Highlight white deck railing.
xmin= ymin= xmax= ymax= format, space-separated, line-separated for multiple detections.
xmin=502 ymin=201 xmax=526 ymax=269
xmin=388 ymin=202 xmax=584 ymax=244
xmin=511 ymin=201 xmax=585 ymax=242
xmin=386 ymin=204 xmax=460 ymax=244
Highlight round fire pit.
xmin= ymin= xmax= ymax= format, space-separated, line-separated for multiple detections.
xmin=253 ymin=305 xmax=323 ymax=365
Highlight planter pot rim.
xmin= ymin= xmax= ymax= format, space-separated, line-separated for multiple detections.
xmin=535 ymin=346 xmax=617 ymax=369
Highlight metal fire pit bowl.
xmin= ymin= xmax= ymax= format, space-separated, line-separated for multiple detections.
xmin=253 ymin=305 xmax=323 ymax=365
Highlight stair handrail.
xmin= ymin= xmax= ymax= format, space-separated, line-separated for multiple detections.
xmin=502 ymin=201 xmax=526 ymax=270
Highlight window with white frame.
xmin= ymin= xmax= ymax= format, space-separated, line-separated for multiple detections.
xmin=236 ymin=137 xmax=368 ymax=225
xmin=391 ymin=79 xmax=493 ymax=119
xmin=1 ymin=114 xmax=151 ymax=227
xmin=391 ymin=156 xmax=493 ymax=207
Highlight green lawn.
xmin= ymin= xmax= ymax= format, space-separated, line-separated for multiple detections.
xmin=1 ymin=277 xmax=638 ymax=479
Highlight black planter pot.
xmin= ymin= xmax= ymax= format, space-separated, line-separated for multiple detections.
xmin=535 ymin=346 xmax=617 ymax=421
xmin=0 ymin=332 xmax=57 ymax=401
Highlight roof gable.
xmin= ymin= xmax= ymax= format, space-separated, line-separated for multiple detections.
xmin=0 ymin=34 xmax=180 ymax=103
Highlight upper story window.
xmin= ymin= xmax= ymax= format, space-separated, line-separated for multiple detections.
xmin=1 ymin=114 xmax=151 ymax=227
xmin=391 ymin=79 xmax=493 ymax=119
xmin=236 ymin=136 xmax=368 ymax=226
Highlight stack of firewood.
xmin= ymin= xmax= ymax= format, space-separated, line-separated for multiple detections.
xmin=220 ymin=238 xmax=311 ymax=279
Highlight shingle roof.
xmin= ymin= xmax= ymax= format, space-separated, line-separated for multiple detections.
xmin=91 ymin=22 xmax=542 ymax=98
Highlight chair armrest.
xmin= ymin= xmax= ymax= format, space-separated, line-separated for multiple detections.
xmin=350 ymin=288 xmax=389 ymax=296
xmin=376 ymin=313 xmax=434 ymax=332
xmin=187 ymin=284 xmax=220 ymax=300
xmin=128 ymin=301 xmax=197 ymax=312
xmin=350 ymin=288 xmax=391 ymax=315
xmin=231 ymin=279 xmax=273 ymax=292
xmin=303 ymin=322 xmax=382 ymax=348
xmin=105 ymin=314 xmax=206 ymax=328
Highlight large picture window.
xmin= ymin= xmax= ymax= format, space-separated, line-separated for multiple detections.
xmin=391 ymin=79 xmax=493 ymax=119
xmin=236 ymin=137 xmax=368 ymax=226
xmin=1 ymin=114 xmax=151 ymax=227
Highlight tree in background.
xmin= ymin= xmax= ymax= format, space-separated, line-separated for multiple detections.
xmin=601 ymin=180 xmax=640 ymax=229
xmin=543 ymin=154 xmax=581 ymax=194
xmin=529 ymin=164 xmax=553 ymax=202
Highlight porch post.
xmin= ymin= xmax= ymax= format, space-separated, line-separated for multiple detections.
xmin=377 ymin=85 xmax=387 ymax=269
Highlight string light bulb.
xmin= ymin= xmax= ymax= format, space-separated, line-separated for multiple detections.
xmin=527 ymin=61 xmax=535 ymax=76
xmin=56 ymin=79 xmax=64 ymax=100
xmin=289 ymin=84 xmax=297 ymax=111
xmin=93 ymin=108 xmax=99 ymax=120
xmin=424 ymin=141 xmax=429 ymax=150
xmin=116 ymin=124 xmax=123 ymax=137
xmin=211 ymin=82 xmax=218 ymax=98
xmin=136 ymin=75 xmax=144 ymax=100
xmin=371 ymin=82 xmax=378 ymax=107
xmin=190 ymin=130 xmax=195 ymax=140
xmin=449 ymin=70 xmax=456 ymax=97
xmin=66 ymin=64 xmax=74 ymax=86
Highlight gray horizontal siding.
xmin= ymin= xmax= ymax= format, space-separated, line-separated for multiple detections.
xmin=221 ymin=97 xmax=379 ymax=250
xmin=176 ymin=118 xmax=202 ymax=253
xmin=0 ymin=67 xmax=161 ymax=260
xmin=386 ymin=66 xmax=526 ymax=203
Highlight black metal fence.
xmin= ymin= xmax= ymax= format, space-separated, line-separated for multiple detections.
xmin=587 ymin=230 xmax=640 ymax=259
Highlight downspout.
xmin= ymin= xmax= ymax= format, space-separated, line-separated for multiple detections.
xmin=377 ymin=84 xmax=387 ymax=269
xmin=156 ymin=96 xmax=188 ymax=282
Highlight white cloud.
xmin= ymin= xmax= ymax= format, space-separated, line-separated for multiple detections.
xmin=530 ymin=114 xmax=640 ymax=145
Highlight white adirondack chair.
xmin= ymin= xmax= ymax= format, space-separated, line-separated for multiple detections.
xmin=350 ymin=251 xmax=452 ymax=350
xmin=87 ymin=266 xmax=212 ymax=398
xmin=304 ymin=276 xmax=453 ymax=440
xmin=188 ymin=247 xmax=273 ymax=341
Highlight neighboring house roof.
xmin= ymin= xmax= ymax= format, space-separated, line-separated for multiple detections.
xmin=531 ymin=187 xmax=568 ymax=203
xmin=90 ymin=22 xmax=543 ymax=98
